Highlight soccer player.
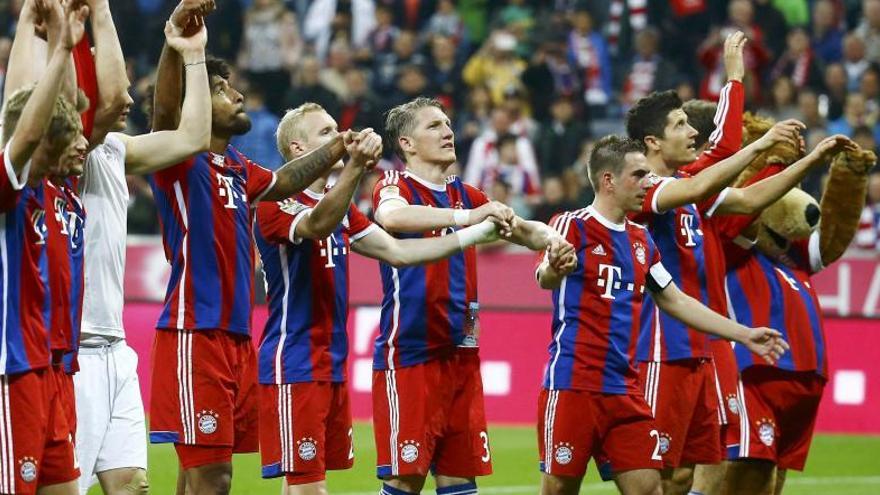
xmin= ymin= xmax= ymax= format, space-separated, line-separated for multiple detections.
xmin=0 ymin=1 xmax=89 ymax=493
xmin=71 ymin=8 xmax=213 ymax=495
xmin=534 ymin=135 xmax=789 ymax=495
xmin=255 ymin=103 xmax=500 ymax=493
xmin=147 ymin=10 xmax=368 ymax=495
xmin=370 ymin=97 xmax=574 ymax=495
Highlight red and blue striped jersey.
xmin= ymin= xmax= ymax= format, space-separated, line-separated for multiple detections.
xmin=149 ymin=147 xmax=277 ymax=335
xmin=255 ymin=188 xmax=376 ymax=384
xmin=544 ymin=206 xmax=672 ymax=394
xmin=0 ymin=147 xmax=51 ymax=375
xmin=370 ymin=171 xmax=488 ymax=370
xmin=631 ymin=174 xmax=730 ymax=362
xmin=725 ymin=234 xmax=827 ymax=376
xmin=44 ymin=179 xmax=86 ymax=373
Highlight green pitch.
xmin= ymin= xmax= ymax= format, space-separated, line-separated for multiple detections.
xmin=89 ymin=423 xmax=880 ymax=494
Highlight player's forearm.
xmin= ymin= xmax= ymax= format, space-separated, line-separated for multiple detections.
xmin=655 ymin=286 xmax=749 ymax=344
xmin=299 ymin=167 xmax=364 ymax=239
xmin=537 ymin=262 xmax=566 ymax=290
xmin=8 ymin=44 xmax=73 ymax=170
xmin=507 ymin=219 xmax=555 ymax=251
xmin=152 ymin=43 xmax=183 ymax=131
xmin=688 ymin=143 xmax=763 ymax=199
xmin=261 ymin=136 xmax=346 ymax=201
xmin=176 ymin=49 xmax=211 ymax=150
xmin=726 ymin=157 xmax=817 ymax=215
xmin=90 ymin=1 xmax=130 ymax=140
xmin=377 ymin=221 xmax=496 ymax=267
xmin=375 ymin=205 xmax=459 ymax=233
xmin=3 ymin=13 xmax=39 ymax=104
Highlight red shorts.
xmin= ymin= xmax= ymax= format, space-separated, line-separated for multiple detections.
xmin=710 ymin=339 xmax=741 ymax=459
xmin=737 ymin=366 xmax=825 ymax=471
xmin=149 ymin=329 xmax=259 ymax=468
xmin=53 ymin=367 xmax=77 ymax=440
xmin=259 ymin=381 xmax=354 ymax=484
xmin=538 ymin=388 xmax=663 ymax=478
xmin=639 ymin=359 xmax=722 ymax=467
xmin=373 ymin=348 xmax=492 ymax=479
xmin=0 ymin=369 xmax=79 ymax=494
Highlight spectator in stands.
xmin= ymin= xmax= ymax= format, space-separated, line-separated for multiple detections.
xmin=811 ymin=0 xmax=844 ymax=63
xmin=521 ymin=38 xmax=579 ymax=123
xmin=855 ymin=0 xmax=880 ymax=63
xmin=853 ymin=126 xmax=879 ymax=157
xmin=427 ymin=34 xmax=465 ymax=107
xmin=856 ymin=172 xmax=880 ymax=250
xmin=338 ymin=68 xmax=383 ymax=132
xmin=753 ymin=0 xmax=789 ymax=58
xmin=363 ymin=4 xmax=399 ymax=58
xmin=382 ymin=0 xmax=437 ymax=31
xmin=454 ymin=85 xmax=493 ymax=159
xmin=621 ymin=27 xmax=680 ymax=109
xmin=843 ymin=33 xmax=870 ymax=91
xmin=566 ymin=8 xmax=612 ymax=112
xmin=861 ymin=65 xmax=880 ymax=116
xmin=424 ymin=0 xmax=467 ymax=46
xmin=531 ymin=176 xmax=580 ymax=224
xmin=303 ymin=0 xmax=377 ymax=61
xmin=283 ymin=55 xmax=341 ymax=117
xmin=828 ymin=93 xmax=880 ymax=144
xmin=489 ymin=177 xmax=531 ymax=219
xmin=763 ymin=76 xmax=802 ymax=121
xmin=797 ymin=89 xmax=826 ymax=130
xmin=822 ymin=63 xmax=849 ymax=120
xmin=237 ymin=0 xmax=302 ymax=113
xmin=230 ymin=82 xmax=282 ymax=170
xmin=463 ymin=30 xmax=527 ymax=106
xmin=127 ymin=175 xmax=160 ymax=235
xmin=321 ymin=38 xmax=355 ymax=100
xmin=481 ymin=133 xmax=540 ymax=207
xmin=536 ymin=94 xmax=591 ymax=178
xmin=500 ymin=87 xmax=538 ymax=140
xmin=465 ymin=108 xmax=539 ymax=195
xmin=373 ymin=29 xmax=427 ymax=92
xmin=383 ymin=63 xmax=431 ymax=109
xmin=771 ymin=28 xmax=825 ymax=91
xmin=771 ymin=0 xmax=810 ymax=28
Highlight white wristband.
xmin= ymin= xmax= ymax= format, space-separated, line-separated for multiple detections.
xmin=453 ymin=209 xmax=470 ymax=226
xmin=456 ymin=220 xmax=495 ymax=249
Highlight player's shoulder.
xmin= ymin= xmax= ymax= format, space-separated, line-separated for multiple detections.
xmin=378 ymin=170 xmax=404 ymax=188
xmin=550 ymin=208 xmax=591 ymax=232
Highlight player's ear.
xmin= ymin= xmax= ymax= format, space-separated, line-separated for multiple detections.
xmin=288 ymin=140 xmax=305 ymax=157
xmin=398 ymin=136 xmax=413 ymax=154
xmin=601 ymin=171 xmax=615 ymax=192
xmin=643 ymin=135 xmax=661 ymax=153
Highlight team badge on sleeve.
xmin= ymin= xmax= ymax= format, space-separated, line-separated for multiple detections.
xmin=726 ymin=394 xmax=740 ymax=415
xmin=278 ymin=199 xmax=309 ymax=216
xmin=18 ymin=457 xmax=37 ymax=483
xmin=379 ymin=185 xmax=401 ymax=200
xmin=757 ymin=418 xmax=777 ymax=446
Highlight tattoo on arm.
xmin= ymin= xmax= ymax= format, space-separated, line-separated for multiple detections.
xmin=262 ymin=136 xmax=346 ymax=201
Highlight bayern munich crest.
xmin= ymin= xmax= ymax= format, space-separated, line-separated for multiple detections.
xmin=726 ymin=394 xmax=740 ymax=415
xmin=297 ymin=437 xmax=318 ymax=461
xmin=554 ymin=442 xmax=573 ymax=465
xmin=400 ymin=440 xmax=420 ymax=463
xmin=658 ymin=432 xmax=672 ymax=455
xmin=19 ymin=457 xmax=37 ymax=483
xmin=633 ymin=242 xmax=647 ymax=265
xmin=757 ymin=418 xmax=776 ymax=446
xmin=197 ymin=410 xmax=219 ymax=435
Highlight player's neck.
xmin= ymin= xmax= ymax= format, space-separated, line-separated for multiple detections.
xmin=209 ymin=135 xmax=231 ymax=155
xmin=591 ymin=195 xmax=627 ymax=225
xmin=647 ymin=151 xmax=677 ymax=177
xmin=406 ymin=159 xmax=447 ymax=185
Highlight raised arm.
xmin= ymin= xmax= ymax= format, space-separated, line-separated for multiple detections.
xmin=352 ymin=221 xmax=498 ymax=267
xmin=295 ymin=133 xmax=382 ymax=240
xmin=3 ymin=0 xmax=40 ymax=105
xmin=7 ymin=1 xmax=89 ymax=171
xmin=87 ymin=0 xmax=130 ymax=146
xmin=653 ymin=118 xmax=804 ymax=213
xmin=715 ymin=135 xmax=857 ymax=216
xmin=121 ymin=21 xmax=211 ymax=175
xmin=260 ymin=134 xmax=351 ymax=201
xmin=651 ymin=282 xmax=788 ymax=364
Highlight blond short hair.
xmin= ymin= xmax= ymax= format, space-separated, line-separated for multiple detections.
xmin=275 ymin=102 xmax=326 ymax=161
xmin=1 ymin=86 xmax=81 ymax=148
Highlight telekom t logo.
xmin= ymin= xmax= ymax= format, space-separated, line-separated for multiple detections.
xmin=597 ymin=263 xmax=622 ymax=300
xmin=774 ymin=267 xmax=800 ymax=291
xmin=319 ymin=234 xmax=347 ymax=268
xmin=216 ymin=173 xmax=239 ymax=209
xmin=679 ymin=213 xmax=702 ymax=247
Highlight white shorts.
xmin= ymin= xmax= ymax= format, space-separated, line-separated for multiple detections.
xmin=73 ymin=340 xmax=148 ymax=494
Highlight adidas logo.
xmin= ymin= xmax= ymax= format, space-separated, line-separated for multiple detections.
xmin=592 ymin=244 xmax=607 ymax=256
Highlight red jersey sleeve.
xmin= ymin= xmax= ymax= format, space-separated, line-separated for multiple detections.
xmin=72 ymin=35 xmax=97 ymax=141
xmin=463 ymin=183 xmax=490 ymax=208
xmin=631 ymin=176 xmax=676 ymax=224
xmin=681 ymin=80 xmax=744 ymax=175
xmin=245 ymin=158 xmax=277 ymax=204
xmin=346 ymin=203 xmax=378 ymax=242
xmin=255 ymin=198 xmax=312 ymax=245
xmin=536 ymin=212 xmax=580 ymax=278
xmin=708 ymin=163 xmax=787 ymax=241
xmin=0 ymin=143 xmax=32 ymax=212
xmin=372 ymin=171 xmax=414 ymax=212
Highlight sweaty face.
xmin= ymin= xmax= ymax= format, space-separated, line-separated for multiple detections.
xmin=211 ymin=75 xmax=251 ymax=137
xmin=401 ymin=106 xmax=456 ymax=166
xmin=656 ymin=108 xmax=698 ymax=165
xmin=297 ymin=110 xmax=343 ymax=169
xmin=56 ymin=133 xmax=89 ymax=177
xmin=613 ymin=152 xmax=653 ymax=213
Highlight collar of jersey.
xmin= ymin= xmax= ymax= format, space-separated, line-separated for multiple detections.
xmin=404 ymin=169 xmax=447 ymax=192
xmin=587 ymin=205 xmax=626 ymax=232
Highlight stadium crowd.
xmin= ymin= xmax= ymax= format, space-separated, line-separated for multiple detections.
xmin=2 ymin=0 xmax=879 ymax=239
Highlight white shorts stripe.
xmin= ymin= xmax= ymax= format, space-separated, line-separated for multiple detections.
xmin=177 ymin=330 xmax=195 ymax=444
xmin=385 ymin=370 xmax=400 ymax=475
xmin=0 ymin=377 xmax=10 ymax=492
xmin=712 ymin=361 xmax=727 ymax=425
xmin=543 ymin=390 xmax=559 ymax=473
xmin=738 ymin=379 xmax=749 ymax=457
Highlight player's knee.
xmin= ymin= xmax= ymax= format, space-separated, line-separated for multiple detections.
xmin=541 ymin=473 xmax=581 ymax=495
xmin=382 ymin=476 xmax=425 ymax=494
xmin=117 ymin=469 xmax=149 ymax=495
